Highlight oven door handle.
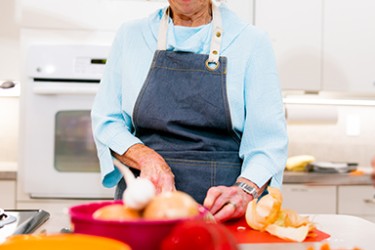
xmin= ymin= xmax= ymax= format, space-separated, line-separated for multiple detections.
xmin=33 ymin=83 xmax=98 ymax=95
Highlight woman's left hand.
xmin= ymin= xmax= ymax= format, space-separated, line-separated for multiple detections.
xmin=203 ymin=185 xmax=253 ymax=222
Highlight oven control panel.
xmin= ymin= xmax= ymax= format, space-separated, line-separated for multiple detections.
xmin=74 ymin=57 xmax=107 ymax=75
xmin=27 ymin=45 xmax=110 ymax=80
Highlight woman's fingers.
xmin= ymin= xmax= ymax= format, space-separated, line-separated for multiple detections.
xmin=212 ymin=202 xmax=238 ymax=222
xmin=203 ymin=186 xmax=226 ymax=213
xmin=120 ymin=144 xmax=175 ymax=193
xmin=142 ymin=162 xmax=175 ymax=194
xmin=204 ymin=185 xmax=252 ymax=222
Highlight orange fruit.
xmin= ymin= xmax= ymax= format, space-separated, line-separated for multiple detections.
xmin=1 ymin=234 xmax=130 ymax=250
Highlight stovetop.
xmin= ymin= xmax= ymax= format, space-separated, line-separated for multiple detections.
xmin=0 ymin=209 xmax=50 ymax=243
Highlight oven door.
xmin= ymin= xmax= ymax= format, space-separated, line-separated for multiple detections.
xmin=21 ymin=90 xmax=115 ymax=198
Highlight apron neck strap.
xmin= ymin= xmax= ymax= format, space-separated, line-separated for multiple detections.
xmin=157 ymin=7 xmax=170 ymax=51
xmin=157 ymin=2 xmax=223 ymax=65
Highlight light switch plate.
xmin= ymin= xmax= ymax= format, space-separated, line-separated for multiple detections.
xmin=345 ymin=114 xmax=361 ymax=136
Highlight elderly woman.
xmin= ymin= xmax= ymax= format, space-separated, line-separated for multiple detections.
xmin=91 ymin=0 xmax=288 ymax=222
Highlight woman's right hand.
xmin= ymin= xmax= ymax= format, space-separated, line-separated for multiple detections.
xmin=115 ymin=144 xmax=176 ymax=193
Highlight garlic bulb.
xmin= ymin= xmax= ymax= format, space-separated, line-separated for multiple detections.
xmin=113 ymin=158 xmax=156 ymax=210
xmin=123 ymin=178 xmax=156 ymax=210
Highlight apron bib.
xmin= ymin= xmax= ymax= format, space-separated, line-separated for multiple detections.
xmin=117 ymin=3 xmax=242 ymax=204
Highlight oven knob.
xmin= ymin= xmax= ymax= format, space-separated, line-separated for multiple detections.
xmin=36 ymin=65 xmax=55 ymax=74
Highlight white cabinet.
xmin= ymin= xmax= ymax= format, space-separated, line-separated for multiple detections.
xmin=282 ymin=184 xmax=337 ymax=214
xmin=20 ymin=0 xmax=169 ymax=30
xmin=323 ymin=0 xmax=375 ymax=94
xmin=255 ymin=0 xmax=322 ymax=91
xmin=0 ymin=180 xmax=16 ymax=208
xmin=255 ymin=0 xmax=375 ymax=94
xmin=282 ymin=184 xmax=375 ymax=222
xmin=19 ymin=0 xmax=254 ymax=31
xmin=338 ymin=186 xmax=375 ymax=223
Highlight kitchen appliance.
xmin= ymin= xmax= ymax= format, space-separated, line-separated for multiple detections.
xmin=307 ymin=162 xmax=358 ymax=173
xmin=20 ymin=44 xmax=115 ymax=198
xmin=0 ymin=209 xmax=50 ymax=243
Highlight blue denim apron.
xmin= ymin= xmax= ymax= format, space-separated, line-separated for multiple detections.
xmin=117 ymin=4 xmax=242 ymax=204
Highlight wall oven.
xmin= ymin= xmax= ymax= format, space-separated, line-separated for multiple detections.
xmin=20 ymin=44 xmax=114 ymax=198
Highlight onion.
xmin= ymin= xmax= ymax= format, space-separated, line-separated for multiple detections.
xmin=245 ymin=187 xmax=315 ymax=242
xmin=143 ymin=191 xmax=199 ymax=220
xmin=245 ymin=187 xmax=282 ymax=231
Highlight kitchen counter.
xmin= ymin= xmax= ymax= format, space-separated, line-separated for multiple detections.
xmin=240 ymin=214 xmax=375 ymax=249
xmin=1 ymin=163 xmax=371 ymax=184
xmin=33 ymin=211 xmax=375 ymax=249
xmin=0 ymin=162 xmax=17 ymax=180
xmin=1 ymin=161 xmax=371 ymax=185
xmin=283 ymin=167 xmax=373 ymax=186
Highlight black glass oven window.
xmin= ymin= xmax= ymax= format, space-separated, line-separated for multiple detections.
xmin=54 ymin=110 xmax=99 ymax=172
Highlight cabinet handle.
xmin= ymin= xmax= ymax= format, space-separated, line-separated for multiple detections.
xmin=290 ymin=188 xmax=308 ymax=192
xmin=363 ymin=199 xmax=375 ymax=205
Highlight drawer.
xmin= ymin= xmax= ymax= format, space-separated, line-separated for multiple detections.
xmin=338 ymin=185 xmax=375 ymax=216
xmin=282 ymin=184 xmax=337 ymax=214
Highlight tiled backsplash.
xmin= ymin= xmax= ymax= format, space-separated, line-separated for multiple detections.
xmin=288 ymin=105 xmax=375 ymax=166
xmin=1 ymin=97 xmax=375 ymax=166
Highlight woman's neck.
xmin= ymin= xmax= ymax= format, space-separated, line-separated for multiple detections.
xmin=170 ymin=3 xmax=212 ymax=27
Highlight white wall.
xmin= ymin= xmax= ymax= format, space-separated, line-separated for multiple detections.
xmin=0 ymin=0 xmax=21 ymax=80
xmin=0 ymin=1 xmax=20 ymax=162
xmin=0 ymin=97 xmax=19 ymax=162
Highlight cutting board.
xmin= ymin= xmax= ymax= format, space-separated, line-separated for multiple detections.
xmin=224 ymin=217 xmax=330 ymax=244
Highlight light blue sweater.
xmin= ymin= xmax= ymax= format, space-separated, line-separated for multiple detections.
xmin=91 ymin=4 xmax=288 ymax=190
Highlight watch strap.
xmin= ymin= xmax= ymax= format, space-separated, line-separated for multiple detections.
xmin=234 ymin=182 xmax=259 ymax=199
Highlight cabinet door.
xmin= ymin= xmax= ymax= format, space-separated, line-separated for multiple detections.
xmin=338 ymin=186 xmax=375 ymax=216
xmin=20 ymin=0 xmax=169 ymax=30
xmin=255 ymin=0 xmax=322 ymax=91
xmin=323 ymin=0 xmax=375 ymax=93
xmin=282 ymin=184 xmax=337 ymax=214
xmin=0 ymin=181 xmax=16 ymax=208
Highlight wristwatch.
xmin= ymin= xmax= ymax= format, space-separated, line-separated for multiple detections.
xmin=234 ymin=182 xmax=259 ymax=199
